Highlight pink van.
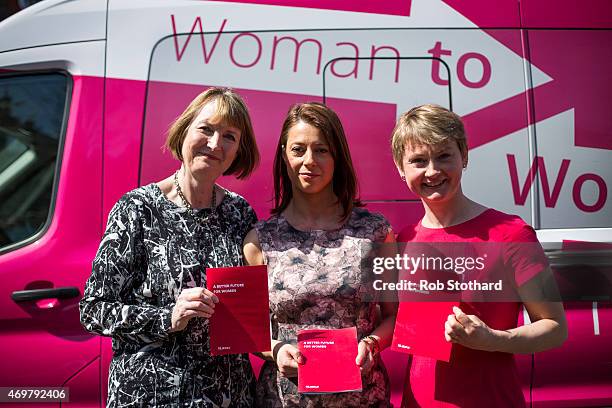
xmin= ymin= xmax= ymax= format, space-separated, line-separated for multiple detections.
xmin=0 ymin=0 xmax=610 ymax=406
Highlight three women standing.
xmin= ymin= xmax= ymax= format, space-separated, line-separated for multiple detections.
xmin=81 ymin=88 xmax=566 ymax=408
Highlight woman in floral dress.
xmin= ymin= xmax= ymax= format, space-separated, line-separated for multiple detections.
xmin=243 ymin=102 xmax=397 ymax=407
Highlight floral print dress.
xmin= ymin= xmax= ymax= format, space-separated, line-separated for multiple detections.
xmin=254 ymin=207 xmax=392 ymax=408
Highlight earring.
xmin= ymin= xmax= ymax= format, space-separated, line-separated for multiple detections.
xmin=401 ymin=175 xmax=406 ymax=181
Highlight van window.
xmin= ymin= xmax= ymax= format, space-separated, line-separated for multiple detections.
xmin=0 ymin=73 xmax=68 ymax=250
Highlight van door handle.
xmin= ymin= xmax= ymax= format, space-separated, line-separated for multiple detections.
xmin=11 ymin=287 xmax=80 ymax=302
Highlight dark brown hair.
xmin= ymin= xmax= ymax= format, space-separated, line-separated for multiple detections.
xmin=272 ymin=102 xmax=362 ymax=220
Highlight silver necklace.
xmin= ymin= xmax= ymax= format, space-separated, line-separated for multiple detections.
xmin=173 ymin=170 xmax=217 ymax=223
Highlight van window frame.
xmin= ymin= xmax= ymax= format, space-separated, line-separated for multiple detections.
xmin=322 ymin=55 xmax=454 ymax=111
xmin=0 ymin=70 xmax=72 ymax=255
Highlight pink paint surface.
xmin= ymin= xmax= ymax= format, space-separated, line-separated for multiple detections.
xmin=208 ymin=0 xmax=412 ymax=17
xmin=445 ymin=7 xmax=612 ymax=152
xmin=527 ymin=30 xmax=612 ymax=151
xmin=521 ymin=0 xmax=612 ymax=28
xmin=443 ymin=0 xmax=520 ymax=27
xmin=103 ymin=78 xmax=148 ymax=220
xmin=532 ymin=302 xmax=612 ymax=407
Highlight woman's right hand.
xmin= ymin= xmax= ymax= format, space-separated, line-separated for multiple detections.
xmin=274 ymin=343 xmax=304 ymax=378
xmin=169 ymin=287 xmax=219 ymax=333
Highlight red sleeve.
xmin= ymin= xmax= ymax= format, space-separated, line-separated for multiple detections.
xmin=502 ymin=220 xmax=549 ymax=287
xmin=397 ymin=224 xmax=419 ymax=243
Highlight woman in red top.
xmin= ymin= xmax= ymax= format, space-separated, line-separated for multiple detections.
xmin=390 ymin=104 xmax=568 ymax=407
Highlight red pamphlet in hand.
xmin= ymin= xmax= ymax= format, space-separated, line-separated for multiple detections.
xmin=206 ymin=265 xmax=271 ymax=356
xmin=391 ymin=301 xmax=457 ymax=362
xmin=297 ymin=327 xmax=362 ymax=394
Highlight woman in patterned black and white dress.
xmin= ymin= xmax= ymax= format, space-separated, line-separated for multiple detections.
xmin=244 ymin=103 xmax=397 ymax=407
xmin=80 ymin=88 xmax=259 ymax=407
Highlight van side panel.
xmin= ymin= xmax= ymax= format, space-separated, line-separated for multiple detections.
xmin=0 ymin=74 xmax=103 ymax=404
xmin=102 ymin=78 xmax=148 ymax=218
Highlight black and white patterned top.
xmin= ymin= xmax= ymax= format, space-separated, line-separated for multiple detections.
xmin=79 ymin=183 xmax=257 ymax=408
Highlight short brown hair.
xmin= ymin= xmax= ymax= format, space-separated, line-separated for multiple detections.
xmin=165 ymin=87 xmax=259 ymax=179
xmin=272 ymin=102 xmax=362 ymax=220
xmin=391 ymin=104 xmax=467 ymax=167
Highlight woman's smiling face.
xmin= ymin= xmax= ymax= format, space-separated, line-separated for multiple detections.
xmin=398 ymin=139 xmax=466 ymax=205
xmin=181 ymin=99 xmax=241 ymax=179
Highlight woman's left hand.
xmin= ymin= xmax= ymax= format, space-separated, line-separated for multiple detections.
xmin=444 ymin=306 xmax=500 ymax=352
xmin=355 ymin=339 xmax=376 ymax=374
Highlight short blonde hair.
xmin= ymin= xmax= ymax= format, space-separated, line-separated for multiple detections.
xmin=165 ymin=87 xmax=259 ymax=179
xmin=391 ymin=104 xmax=467 ymax=167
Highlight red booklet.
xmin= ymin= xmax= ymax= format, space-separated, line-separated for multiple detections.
xmin=391 ymin=301 xmax=457 ymax=362
xmin=297 ymin=327 xmax=362 ymax=394
xmin=206 ymin=265 xmax=271 ymax=356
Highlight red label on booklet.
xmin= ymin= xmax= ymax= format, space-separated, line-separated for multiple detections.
xmin=206 ymin=265 xmax=271 ymax=356
xmin=297 ymin=327 xmax=362 ymax=394
xmin=392 ymin=301 xmax=457 ymax=362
